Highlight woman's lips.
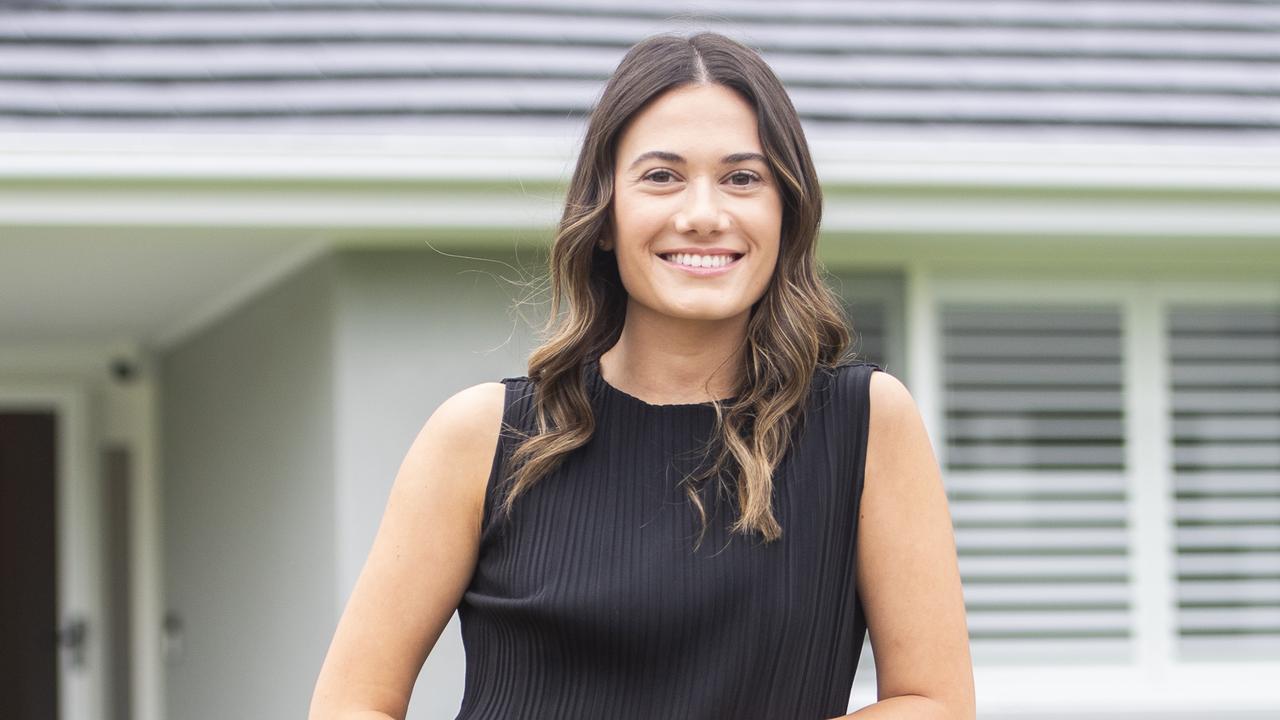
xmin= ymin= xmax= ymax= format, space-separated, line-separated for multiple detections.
xmin=657 ymin=253 xmax=744 ymax=277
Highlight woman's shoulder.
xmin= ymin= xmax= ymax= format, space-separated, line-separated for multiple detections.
xmin=821 ymin=358 xmax=885 ymax=395
xmin=438 ymin=372 xmax=546 ymax=438
xmin=826 ymin=360 xmax=911 ymax=408
xmin=429 ymin=381 xmax=509 ymax=446
xmin=817 ymin=361 xmax=919 ymax=429
xmin=843 ymin=365 xmax=924 ymax=460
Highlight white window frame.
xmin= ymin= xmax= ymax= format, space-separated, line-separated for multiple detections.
xmin=895 ymin=269 xmax=1280 ymax=718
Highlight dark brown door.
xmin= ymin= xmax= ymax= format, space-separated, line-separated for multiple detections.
xmin=0 ymin=412 xmax=59 ymax=720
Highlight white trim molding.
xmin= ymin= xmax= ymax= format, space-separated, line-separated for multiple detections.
xmin=2 ymin=133 xmax=1279 ymax=237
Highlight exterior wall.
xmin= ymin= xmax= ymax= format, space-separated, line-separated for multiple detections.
xmin=332 ymin=247 xmax=537 ymax=719
xmin=152 ymin=239 xmax=1280 ymax=718
xmin=155 ymin=246 xmax=538 ymax=719
xmin=159 ymin=254 xmax=338 ymax=719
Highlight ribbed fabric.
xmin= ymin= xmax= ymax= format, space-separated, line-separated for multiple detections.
xmin=455 ymin=356 xmax=882 ymax=720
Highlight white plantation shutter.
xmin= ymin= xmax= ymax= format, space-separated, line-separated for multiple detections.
xmin=939 ymin=304 xmax=1131 ymax=663
xmin=1167 ymin=304 xmax=1280 ymax=660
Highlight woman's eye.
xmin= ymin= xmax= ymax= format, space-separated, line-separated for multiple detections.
xmin=642 ymin=170 xmax=761 ymax=186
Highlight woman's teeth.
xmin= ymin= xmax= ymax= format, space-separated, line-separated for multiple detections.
xmin=660 ymin=253 xmax=739 ymax=268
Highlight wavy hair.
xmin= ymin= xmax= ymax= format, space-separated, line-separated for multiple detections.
xmin=498 ymin=31 xmax=858 ymax=549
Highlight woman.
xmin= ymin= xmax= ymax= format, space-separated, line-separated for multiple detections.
xmin=310 ymin=31 xmax=974 ymax=720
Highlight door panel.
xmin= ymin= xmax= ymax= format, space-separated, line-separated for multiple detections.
xmin=0 ymin=412 xmax=59 ymax=719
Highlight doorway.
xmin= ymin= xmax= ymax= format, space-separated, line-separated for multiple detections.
xmin=0 ymin=384 xmax=107 ymax=720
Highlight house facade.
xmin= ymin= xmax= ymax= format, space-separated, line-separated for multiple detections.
xmin=1 ymin=2 xmax=1278 ymax=719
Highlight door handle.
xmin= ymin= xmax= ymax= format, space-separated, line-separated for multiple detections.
xmin=56 ymin=616 xmax=89 ymax=669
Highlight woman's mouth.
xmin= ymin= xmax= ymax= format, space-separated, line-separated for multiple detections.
xmin=657 ymin=252 xmax=745 ymax=277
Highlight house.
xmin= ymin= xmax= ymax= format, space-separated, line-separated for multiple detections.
xmin=1 ymin=1 xmax=1277 ymax=719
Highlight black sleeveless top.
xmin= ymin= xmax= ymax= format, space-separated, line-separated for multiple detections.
xmin=455 ymin=356 xmax=882 ymax=720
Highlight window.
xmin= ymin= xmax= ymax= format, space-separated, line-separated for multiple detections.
xmin=1168 ymin=304 xmax=1280 ymax=661
xmin=868 ymin=277 xmax=1280 ymax=716
xmin=940 ymin=304 xmax=1130 ymax=663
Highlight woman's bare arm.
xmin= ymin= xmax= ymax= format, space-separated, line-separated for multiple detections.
xmin=308 ymin=381 xmax=508 ymax=720
xmin=840 ymin=370 xmax=976 ymax=720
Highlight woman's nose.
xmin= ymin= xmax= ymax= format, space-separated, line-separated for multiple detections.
xmin=677 ymin=177 xmax=727 ymax=235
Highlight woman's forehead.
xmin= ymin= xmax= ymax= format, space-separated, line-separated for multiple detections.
xmin=626 ymin=85 xmax=755 ymax=132
xmin=617 ymin=87 xmax=762 ymax=165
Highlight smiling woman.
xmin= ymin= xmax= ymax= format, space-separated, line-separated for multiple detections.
xmin=310 ymin=30 xmax=974 ymax=720
xmin=607 ymin=82 xmax=781 ymax=331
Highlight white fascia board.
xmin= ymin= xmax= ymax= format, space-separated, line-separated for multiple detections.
xmin=2 ymin=132 xmax=1279 ymax=192
xmin=0 ymin=132 xmax=581 ymax=184
xmin=2 ymin=133 xmax=1280 ymax=237
xmin=812 ymin=137 xmax=1280 ymax=192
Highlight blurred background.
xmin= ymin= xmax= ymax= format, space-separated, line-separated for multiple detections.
xmin=1 ymin=1 xmax=1278 ymax=719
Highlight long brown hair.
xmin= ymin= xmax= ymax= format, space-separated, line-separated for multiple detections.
xmin=499 ymin=31 xmax=857 ymax=549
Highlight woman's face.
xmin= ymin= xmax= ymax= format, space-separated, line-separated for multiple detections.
xmin=609 ymin=82 xmax=782 ymax=324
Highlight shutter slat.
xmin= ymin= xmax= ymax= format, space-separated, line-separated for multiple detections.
xmin=948 ymin=445 xmax=1125 ymax=467
xmin=966 ymin=611 xmax=1131 ymax=633
xmin=961 ymin=556 xmax=1129 ymax=576
xmin=948 ymin=389 xmax=1125 ymax=412
xmin=946 ymin=335 xmax=1121 ymax=357
xmin=1171 ymin=362 xmax=1280 ymax=385
xmin=966 ymin=583 xmax=1130 ymax=604
xmin=1179 ymin=579 xmax=1280 ymax=603
xmin=1168 ymin=336 xmax=1280 ymax=357
xmin=957 ymin=526 xmax=1129 ymax=550
xmin=952 ymin=501 xmax=1128 ymax=522
xmin=1177 ymin=527 xmax=1280 ymax=549
xmin=948 ymin=471 xmax=1125 ymax=494
xmin=1178 ymin=607 xmax=1280 ymax=630
xmin=1175 ymin=499 xmax=1280 ymax=521
xmin=1172 ymin=390 xmax=1280 ymax=413
xmin=1173 ymin=416 xmax=1280 ymax=440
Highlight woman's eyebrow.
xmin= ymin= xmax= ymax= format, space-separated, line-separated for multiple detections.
xmin=626 ymin=150 xmax=767 ymax=171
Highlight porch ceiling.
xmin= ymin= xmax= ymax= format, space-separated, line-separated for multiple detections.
xmin=0 ymin=227 xmax=328 ymax=350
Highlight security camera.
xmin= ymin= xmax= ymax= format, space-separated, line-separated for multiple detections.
xmin=110 ymin=357 xmax=137 ymax=383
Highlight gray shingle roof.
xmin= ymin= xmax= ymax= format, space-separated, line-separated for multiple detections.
xmin=1 ymin=0 xmax=1277 ymax=141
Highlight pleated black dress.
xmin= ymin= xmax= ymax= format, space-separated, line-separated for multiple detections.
xmin=454 ymin=355 xmax=882 ymax=720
